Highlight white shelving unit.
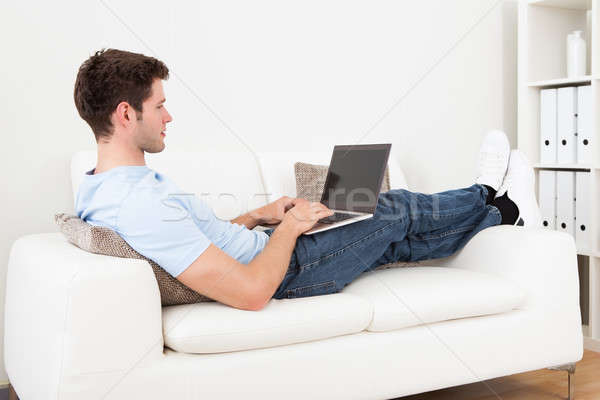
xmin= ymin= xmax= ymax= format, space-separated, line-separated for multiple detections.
xmin=527 ymin=75 xmax=594 ymax=87
xmin=518 ymin=0 xmax=600 ymax=352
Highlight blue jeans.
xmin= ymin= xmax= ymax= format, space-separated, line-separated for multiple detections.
xmin=263 ymin=184 xmax=501 ymax=300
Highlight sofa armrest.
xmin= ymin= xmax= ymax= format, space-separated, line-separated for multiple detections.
xmin=4 ymin=233 xmax=164 ymax=399
xmin=426 ymin=225 xmax=580 ymax=312
xmin=429 ymin=225 xmax=584 ymax=365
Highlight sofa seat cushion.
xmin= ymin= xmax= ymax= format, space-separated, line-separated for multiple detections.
xmin=342 ymin=266 xmax=525 ymax=332
xmin=162 ymin=292 xmax=372 ymax=354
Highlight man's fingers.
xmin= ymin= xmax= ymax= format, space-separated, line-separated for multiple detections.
xmin=318 ymin=205 xmax=333 ymax=214
xmin=314 ymin=209 xmax=333 ymax=218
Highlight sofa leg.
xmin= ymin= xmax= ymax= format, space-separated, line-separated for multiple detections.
xmin=8 ymin=383 xmax=19 ymax=400
xmin=547 ymin=363 xmax=576 ymax=400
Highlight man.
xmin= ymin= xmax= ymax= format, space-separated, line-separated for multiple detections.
xmin=74 ymin=48 xmax=541 ymax=311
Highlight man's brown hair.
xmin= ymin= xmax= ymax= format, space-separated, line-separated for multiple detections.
xmin=74 ymin=48 xmax=169 ymax=142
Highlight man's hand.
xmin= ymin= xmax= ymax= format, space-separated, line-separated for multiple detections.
xmin=252 ymin=196 xmax=297 ymax=225
xmin=280 ymin=198 xmax=334 ymax=236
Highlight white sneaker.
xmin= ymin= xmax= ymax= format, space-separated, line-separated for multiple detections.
xmin=475 ymin=129 xmax=510 ymax=191
xmin=495 ymin=150 xmax=542 ymax=227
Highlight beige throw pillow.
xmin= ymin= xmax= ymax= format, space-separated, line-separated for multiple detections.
xmin=293 ymin=162 xmax=419 ymax=270
xmin=54 ymin=213 xmax=213 ymax=306
xmin=294 ymin=161 xmax=391 ymax=203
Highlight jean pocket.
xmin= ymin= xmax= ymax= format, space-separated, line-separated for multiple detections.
xmin=284 ymin=280 xmax=337 ymax=299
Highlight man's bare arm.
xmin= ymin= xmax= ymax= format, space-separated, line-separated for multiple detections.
xmin=230 ymin=196 xmax=296 ymax=230
xmin=179 ymin=199 xmax=333 ymax=311
xmin=178 ymin=219 xmax=299 ymax=311
xmin=230 ymin=212 xmax=261 ymax=230
xmin=248 ymin=200 xmax=334 ymax=308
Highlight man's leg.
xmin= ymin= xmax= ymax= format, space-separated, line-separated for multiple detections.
xmin=270 ymin=129 xmax=520 ymax=299
xmin=271 ymin=184 xmax=502 ymax=299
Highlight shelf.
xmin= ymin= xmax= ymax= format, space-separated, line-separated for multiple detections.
xmin=533 ymin=163 xmax=593 ymax=170
xmin=527 ymin=75 xmax=593 ymax=88
xmin=521 ymin=0 xmax=600 ymax=346
xmin=578 ymin=248 xmax=595 ymax=256
xmin=528 ymin=0 xmax=591 ymax=11
xmin=577 ymin=248 xmax=600 ymax=257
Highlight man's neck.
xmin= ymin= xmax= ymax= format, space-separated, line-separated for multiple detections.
xmin=95 ymin=143 xmax=146 ymax=174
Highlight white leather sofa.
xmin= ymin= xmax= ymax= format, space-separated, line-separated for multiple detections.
xmin=4 ymin=150 xmax=583 ymax=399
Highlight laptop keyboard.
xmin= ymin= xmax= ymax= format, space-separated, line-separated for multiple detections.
xmin=317 ymin=212 xmax=357 ymax=224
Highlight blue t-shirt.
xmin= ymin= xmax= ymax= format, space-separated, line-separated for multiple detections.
xmin=75 ymin=165 xmax=269 ymax=277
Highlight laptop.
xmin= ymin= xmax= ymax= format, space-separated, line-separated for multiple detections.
xmin=263 ymin=143 xmax=392 ymax=235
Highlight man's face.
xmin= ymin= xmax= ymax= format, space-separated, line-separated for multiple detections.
xmin=133 ymin=78 xmax=172 ymax=153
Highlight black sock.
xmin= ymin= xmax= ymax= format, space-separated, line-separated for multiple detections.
xmin=482 ymin=185 xmax=496 ymax=205
xmin=491 ymin=193 xmax=519 ymax=225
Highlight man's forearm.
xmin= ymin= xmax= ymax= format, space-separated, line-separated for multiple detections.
xmin=247 ymin=221 xmax=299 ymax=307
xmin=230 ymin=211 xmax=262 ymax=230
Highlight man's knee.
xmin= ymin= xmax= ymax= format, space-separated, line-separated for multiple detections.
xmin=376 ymin=190 xmax=411 ymax=220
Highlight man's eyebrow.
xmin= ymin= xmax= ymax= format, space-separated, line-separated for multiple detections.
xmin=157 ymin=98 xmax=166 ymax=104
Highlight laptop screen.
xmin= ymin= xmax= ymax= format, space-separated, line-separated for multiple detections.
xmin=320 ymin=144 xmax=391 ymax=213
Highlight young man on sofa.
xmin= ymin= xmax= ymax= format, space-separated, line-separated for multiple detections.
xmin=74 ymin=48 xmax=541 ymax=311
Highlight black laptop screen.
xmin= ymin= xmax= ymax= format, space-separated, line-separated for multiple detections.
xmin=320 ymin=144 xmax=391 ymax=213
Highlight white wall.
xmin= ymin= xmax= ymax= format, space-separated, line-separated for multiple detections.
xmin=0 ymin=0 xmax=517 ymax=384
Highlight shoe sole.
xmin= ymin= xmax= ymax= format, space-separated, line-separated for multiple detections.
xmin=516 ymin=217 xmax=524 ymax=226
xmin=478 ymin=130 xmax=510 ymax=192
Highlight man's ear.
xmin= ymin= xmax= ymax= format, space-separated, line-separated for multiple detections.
xmin=114 ymin=101 xmax=136 ymax=128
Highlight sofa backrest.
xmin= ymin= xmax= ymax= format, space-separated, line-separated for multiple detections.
xmin=71 ymin=149 xmax=410 ymax=219
xmin=256 ymin=151 xmax=409 ymax=202
xmin=70 ymin=150 xmax=267 ymax=220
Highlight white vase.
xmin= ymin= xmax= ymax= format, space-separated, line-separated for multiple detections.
xmin=567 ymin=30 xmax=586 ymax=77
